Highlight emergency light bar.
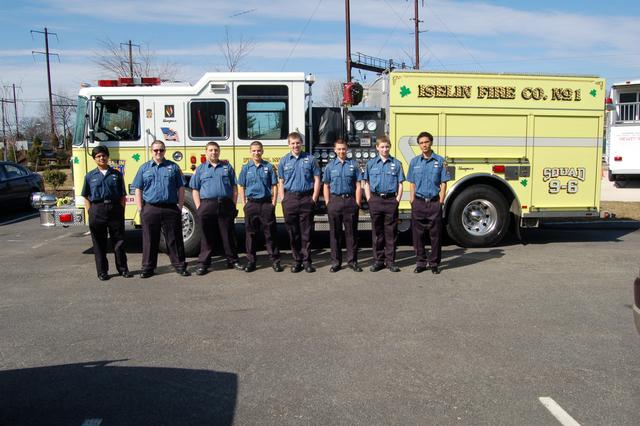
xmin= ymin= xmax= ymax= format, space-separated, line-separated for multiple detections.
xmin=97 ymin=77 xmax=161 ymax=87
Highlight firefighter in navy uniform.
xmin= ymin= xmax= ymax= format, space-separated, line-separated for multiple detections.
xmin=362 ymin=135 xmax=405 ymax=272
xmin=407 ymin=131 xmax=451 ymax=274
xmin=132 ymin=140 xmax=189 ymax=278
xmin=238 ymin=141 xmax=283 ymax=273
xmin=278 ymin=131 xmax=321 ymax=273
xmin=190 ymin=141 xmax=244 ymax=276
xmin=322 ymin=138 xmax=363 ymax=272
xmin=81 ymin=145 xmax=131 ymax=281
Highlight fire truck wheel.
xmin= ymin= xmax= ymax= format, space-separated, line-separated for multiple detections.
xmin=446 ymin=185 xmax=509 ymax=247
xmin=159 ymin=193 xmax=201 ymax=257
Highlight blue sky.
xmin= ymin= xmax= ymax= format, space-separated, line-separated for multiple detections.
xmin=1 ymin=0 xmax=639 ymax=120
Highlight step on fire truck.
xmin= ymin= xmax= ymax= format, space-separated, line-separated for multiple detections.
xmin=33 ymin=71 xmax=605 ymax=255
xmin=605 ymin=79 xmax=640 ymax=183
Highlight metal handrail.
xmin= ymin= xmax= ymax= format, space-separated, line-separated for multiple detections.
xmin=615 ymin=101 xmax=640 ymax=123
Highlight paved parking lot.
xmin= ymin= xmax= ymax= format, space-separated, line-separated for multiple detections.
xmin=1 ymin=212 xmax=639 ymax=425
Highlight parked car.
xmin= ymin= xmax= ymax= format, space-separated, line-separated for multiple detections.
xmin=634 ymin=269 xmax=640 ymax=334
xmin=0 ymin=161 xmax=45 ymax=210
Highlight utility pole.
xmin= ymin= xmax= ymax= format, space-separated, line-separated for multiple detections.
xmin=411 ymin=0 xmax=424 ymax=70
xmin=120 ymin=40 xmax=140 ymax=78
xmin=345 ymin=0 xmax=352 ymax=83
xmin=31 ymin=27 xmax=59 ymax=142
xmin=12 ymin=84 xmax=19 ymax=139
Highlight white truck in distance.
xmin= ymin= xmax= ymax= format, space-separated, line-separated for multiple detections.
xmin=606 ymin=80 xmax=640 ymax=182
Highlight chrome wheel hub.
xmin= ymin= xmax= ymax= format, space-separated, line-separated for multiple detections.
xmin=462 ymin=199 xmax=498 ymax=236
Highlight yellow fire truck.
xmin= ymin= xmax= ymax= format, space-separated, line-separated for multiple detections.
xmin=33 ymin=71 xmax=605 ymax=254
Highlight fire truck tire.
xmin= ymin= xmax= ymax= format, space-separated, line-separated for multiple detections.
xmin=446 ymin=185 xmax=509 ymax=247
xmin=159 ymin=193 xmax=202 ymax=257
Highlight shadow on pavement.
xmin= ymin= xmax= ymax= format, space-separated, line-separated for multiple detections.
xmin=0 ymin=209 xmax=39 ymax=226
xmin=0 ymin=360 xmax=237 ymax=426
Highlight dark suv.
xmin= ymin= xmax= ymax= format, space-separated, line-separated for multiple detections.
xmin=0 ymin=161 xmax=45 ymax=210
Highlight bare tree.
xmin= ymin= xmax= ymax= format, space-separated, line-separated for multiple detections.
xmin=218 ymin=27 xmax=255 ymax=72
xmin=53 ymin=91 xmax=76 ymax=150
xmin=321 ymin=80 xmax=344 ymax=107
xmin=93 ymin=38 xmax=178 ymax=80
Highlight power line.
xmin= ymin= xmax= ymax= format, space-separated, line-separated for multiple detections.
xmin=427 ymin=4 xmax=484 ymax=70
xmin=281 ymin=0 xmax=324 ymax=70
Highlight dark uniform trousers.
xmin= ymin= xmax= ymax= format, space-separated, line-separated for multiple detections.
xmin=89 ymin=203 xmax=128 ymax=275
xmin=411 ymin=198 xmax=443 ymax=267
xmin=197 ymin=198 xmax=239 ymax=267
xmin=368 ymin=195 xmax=399 ymax=265
xmin=244 ymin=199 xmax=280 ymax=264
xmin=327 ymin=196 xmax=359 ymax=266
xmin=141 ymin=204 xmax=186 ymax=272
xmin=282 ymin=191 xmax=314 ymax=265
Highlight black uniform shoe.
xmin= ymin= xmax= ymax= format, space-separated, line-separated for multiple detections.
xmin=176 ymin=269 xmax=191 ymax=277
xmin=119 ymin=270 xmax=133 ymax=278
xmin=369 ymin=263 xmax=385 ymax=272
xmin=227 ymin=261 xmax=245 ymax=271
xmin=347 ymin=262 xmax=363 ymax=272
xmin=413 ymin=266 xmax=427 ymax=274
xmin=272 ymin=262 xmax=283 ymax=272
xmin=244 ymin=263 xmax=257 ymax=273
xmin=98 ymin=273 xmax=110 ymax=281
xmin=305 ymin=265 xmax=316 ymax=273
xmin=195 ymin=267 xmax=208 ymax=276
xmin=430 ymin=266 xmax=440 ymax=274
xmin=329 ymin=264 xmax=341 ymax=273
xmin=388 ymin=265 xmax=401 ymax=273
xmin=140 ymin=271 xmax=154 ymax=279
xmin=291 ymin=264 xmax=304 ymax=273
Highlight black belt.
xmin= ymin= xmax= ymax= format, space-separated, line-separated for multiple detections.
xmin=92 ymin=199 xmax=118 ymax=204
xmin=202 ymin=197 xmax=231 ymax=202
xmin=415 ymin=195 xmax=439 ymax=202
xmin=247 ymin=197 xmax=272 ymax=203
xmin=285 ymin=190 xmax=313 ymax=196
xmin=372 ymin=192 xmax=397 ymax=199
xmin=333 ymin=193 xmax=354 ymax=198
xmin=146 ymin=202 xmax=176 ymax=208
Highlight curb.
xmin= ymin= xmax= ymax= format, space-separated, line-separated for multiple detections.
xmin=541 ymin=220 xmax=640 ymax=230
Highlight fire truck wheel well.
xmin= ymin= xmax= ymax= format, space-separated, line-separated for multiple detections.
xmin=443 ymin=174 xmax=519 ymax=221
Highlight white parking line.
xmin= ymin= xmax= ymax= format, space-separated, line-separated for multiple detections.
xmin=0 ymin=212 xmax=39 ymax=226
xmin=539 ymin=397 xmax=581 ymax=426
xmin=31 ymin=234 xmax=68 ymax=249
xmin=80 ymin=419 xmax=102 ymax=426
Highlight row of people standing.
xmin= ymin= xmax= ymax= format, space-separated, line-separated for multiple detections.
xmin=82 ymin=131 xmax=450 ymax=281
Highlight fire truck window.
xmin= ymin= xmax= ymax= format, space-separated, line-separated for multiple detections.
xmin=618 ymin=93 xmax=639 ymax=121
xmin=94 ymin=99 xmax=140 ymax=142
xmin=190 ymin=101 xmax=227 ymax=139
xmin=237 ymin=85 xmax=289 ymax=140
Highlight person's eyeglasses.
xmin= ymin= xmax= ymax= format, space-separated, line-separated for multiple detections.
xmin=153 ymin=149 xmax=165 ymax=153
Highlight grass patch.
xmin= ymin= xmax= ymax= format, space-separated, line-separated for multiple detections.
xmin=601 ymin=201 xmax=640 ymax=220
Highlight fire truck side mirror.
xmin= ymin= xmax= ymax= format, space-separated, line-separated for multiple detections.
xmin=87 ymin=98 xmax=96 ymax=143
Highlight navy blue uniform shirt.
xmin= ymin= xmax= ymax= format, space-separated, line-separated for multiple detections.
xmin=131 ymin=159 xmax=184 ymax=204
xmin=189 ymin=161 xmax=236 ymax=199
xmin=81 ymin=167 xmax=126 ymax=202
xmin=322 ymin=157 xmax=360 ymax=195
xmin=407 ymin=153 xmax=451 ymax=199
xmin=363 ymin=155 xmax=405 ymax=193
xmin=277 ymin=152 xmax=321 ymax=192
xmin=238 ymin=160 xmax=278 ymax=199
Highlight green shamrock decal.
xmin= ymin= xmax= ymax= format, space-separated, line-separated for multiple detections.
xmin=132 ymin=153 xmax=141 ymax=162
xmin=520 ymin=178 xmax=528 ymax=187
xmin=73 ymin=156 xmax=79 ymax=164
xmin=590 ymin=89 xmax=597 ymax=97
xmin=400 ymin=85 xmax=411 ymax=98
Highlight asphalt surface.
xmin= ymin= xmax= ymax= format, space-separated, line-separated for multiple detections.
xmin=1 ymin=211 xmax=639 ymax=425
